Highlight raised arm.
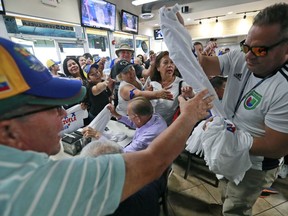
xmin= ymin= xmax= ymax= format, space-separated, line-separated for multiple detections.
xmin=120 ymin=89 xmax=214 ymax=200
xmin=120 ymin=84 xmax=173 ymax=101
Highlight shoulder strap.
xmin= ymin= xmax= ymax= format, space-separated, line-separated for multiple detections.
xmin=178 ymin=80 xmax=183 ymax=96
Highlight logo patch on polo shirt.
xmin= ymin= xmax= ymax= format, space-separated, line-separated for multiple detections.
xmin=244 ymin=90 xmax=262 ymax=110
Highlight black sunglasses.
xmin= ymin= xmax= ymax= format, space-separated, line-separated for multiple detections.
xmin=3 ymin=106 xmax=63 ymax=120
xmin=240 ymin=38 xmax=288 ymax=57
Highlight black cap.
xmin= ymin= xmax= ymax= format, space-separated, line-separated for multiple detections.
xmin=116 ymin=59 xmax=133 ymax=75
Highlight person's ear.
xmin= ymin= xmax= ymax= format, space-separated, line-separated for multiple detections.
xmin=0 ymin=121 xmax=19 ymax=147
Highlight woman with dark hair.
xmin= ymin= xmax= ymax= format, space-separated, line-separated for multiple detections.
xmin=136 ymin=54 xmax=145 ymax=68
xmin=63 ymin=57 xmax=87 ymax=81
xmin=62 ymin=57 xmax=90 ymax=115
xmin=85 ymin=62 xmax=113 ymax=123
xmin=151 ymin=51 xmax=194 ymax=125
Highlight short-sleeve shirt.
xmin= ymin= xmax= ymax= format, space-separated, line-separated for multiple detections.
xmin=87 ymin=81 xmax=112 ymax=117
xmin=0 ymin=144 xmax=125 ymax=216
xmin=218 ymin=49 xmax=288 ymax=170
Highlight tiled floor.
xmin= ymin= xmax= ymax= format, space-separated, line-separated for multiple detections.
xmin=161 ymin=153 xmax=288 ymax=216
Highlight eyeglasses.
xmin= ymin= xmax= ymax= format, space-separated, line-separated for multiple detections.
xmin=4 ymin=106 xmax=63 ymax=120
xmin=240 ymin=38 xmax=288 ymax=57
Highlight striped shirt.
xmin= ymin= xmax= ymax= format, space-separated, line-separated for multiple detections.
xmin=0 ymin=144 xmax=125 ymax=216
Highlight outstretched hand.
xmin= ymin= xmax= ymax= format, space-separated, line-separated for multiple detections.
xmin=82 ymin=127 xmax=102 ymax=139
xmin=178 ymin=89 xmax=214 ymax=122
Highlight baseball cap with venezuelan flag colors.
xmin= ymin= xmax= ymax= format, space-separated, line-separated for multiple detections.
xmin=0 ymin=37 xmax=86 ymax=119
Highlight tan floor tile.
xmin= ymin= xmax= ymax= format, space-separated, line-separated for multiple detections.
xmin=275 ymin=201 xmax=288 ymax=216
xmin=254 ymin=208 xmax=283 ymax=216
xmin=252 ymin=198 xmax=273 ymax=215
xmin=167 ymin=185 xmax=220 ymax=216
xmin=203 ymin=183 xmax=223 ymax=204
xmin=168 ymin=159 xmax=288 ymax=216
xmin=168 ymin=169 xmax=202 ymax=193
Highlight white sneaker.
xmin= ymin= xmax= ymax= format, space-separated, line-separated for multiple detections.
xmin=278 ymin=164 xmax=288 ymax=178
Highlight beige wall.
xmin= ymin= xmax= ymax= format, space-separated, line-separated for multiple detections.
xmin=186 ymin=16 xmax=253 ymax=40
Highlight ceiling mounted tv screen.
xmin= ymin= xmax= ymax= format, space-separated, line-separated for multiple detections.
xmin=80 ymin=0 xmax=116 ymax=31
xmin=121 ymin=10 xmax=139 ymax=34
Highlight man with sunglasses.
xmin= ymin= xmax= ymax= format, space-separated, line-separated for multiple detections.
xmin=198 ymin=3 xmax=288 ymax=216
xmin=0 ymin=37 xmax=213 ymax=215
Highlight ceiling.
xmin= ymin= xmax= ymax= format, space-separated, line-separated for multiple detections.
xmin=135 ymin=0 xmax=287 ymax=28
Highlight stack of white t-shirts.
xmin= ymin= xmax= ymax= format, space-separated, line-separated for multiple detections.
xmin=159 ymin=4 xmax=253 ymax=184
xmin=88 ymin=105 xmax=127 ymax=142
xmin=189 ymin=117 xmax=253 ymax=185
xmin=185 ymin=121 xmax=206 ymax=157
xmin=60 ymin=104 xmax=88 ymax=136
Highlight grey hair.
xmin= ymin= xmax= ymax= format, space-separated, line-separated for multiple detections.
xmin=80 ymin=139 xmax=123 ymax=158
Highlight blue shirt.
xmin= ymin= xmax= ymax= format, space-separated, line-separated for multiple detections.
xmin=119 ymin=114 xmax=167 ymax=153
xmin=0 ymin=144 xmax=125 ymax=216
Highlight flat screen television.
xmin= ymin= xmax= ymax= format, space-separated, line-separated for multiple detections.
xmin=154 ymin=29 xmax=163 ymax=40
xmin=0 ymin=0 xmax=5 ymax=14
xmin=80 ymin=0 xmax=116 ymax=31
xmin=121 ymin=10 xmax=139 ymax=34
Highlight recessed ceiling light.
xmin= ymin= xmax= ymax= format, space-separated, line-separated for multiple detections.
xmin=227 ymin=11 xmax=233 ymax=15
xmin=187 ymin=18 xmax=191 ymax=21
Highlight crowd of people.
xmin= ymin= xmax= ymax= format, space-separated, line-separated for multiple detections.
xmin=0 ymin=2 xmax=287 ymax=216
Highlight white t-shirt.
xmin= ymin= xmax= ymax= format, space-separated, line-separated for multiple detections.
xmin=219 ymin=49 xmax=288 ymax=170
xmin=151 ymin=76 xmax=188 ymax=125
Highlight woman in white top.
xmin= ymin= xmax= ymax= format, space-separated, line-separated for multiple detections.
xmin=115 ymin=59 xmax=173 ymax=116
xmin=151 ymin=51 xmax=194 ymax=125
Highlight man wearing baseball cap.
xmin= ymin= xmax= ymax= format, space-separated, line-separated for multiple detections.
xmin=0 ymin=37 xmax=213 ymax=215
xmin=46 ymin=59 xmax=65 ymax=77
xmin=110 ymin=44 xmax=156 ymax=107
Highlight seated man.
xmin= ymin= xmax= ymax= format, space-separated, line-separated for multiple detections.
xmin=82 ymin=97 xmax=168 ymax=215
xmin=82 ymin=96 xmax=168 ymax=153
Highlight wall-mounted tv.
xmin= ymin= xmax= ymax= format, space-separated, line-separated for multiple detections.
xmin=154 ymin=29 xmax=163 ymax=40
xmin=80 ymin=0 xmax=116 ymax=31
xmin=0 ymin=0 xmax=6 ymax=14
xmin=121 ymin=10 xmax=139 ymax=34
